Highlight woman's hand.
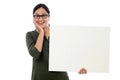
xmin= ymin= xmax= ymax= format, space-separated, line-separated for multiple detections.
xmin=78 ymin=68 xmax=87 ymax=74
xmin=44 ymin=26 xmax=50 ymax=39
xmin=33 ymin=20 xmax=44 ymax=33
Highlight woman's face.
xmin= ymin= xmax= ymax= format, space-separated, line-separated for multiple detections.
xmin=33 ymin=7 xmax=50 ymax=28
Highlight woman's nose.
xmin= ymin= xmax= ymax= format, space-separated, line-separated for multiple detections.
xmin=38 ymin=17 xmax=43 ymax=21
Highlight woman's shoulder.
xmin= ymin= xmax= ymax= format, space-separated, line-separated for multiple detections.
xmin=26 ymin=30 xmax=39 ymax=40
xmin=26 ymin=30 xmax=38 ymax=35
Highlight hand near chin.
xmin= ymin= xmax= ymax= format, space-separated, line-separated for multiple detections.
xmin=44 ymin=25 xmax=50 ymax=39
xmin=33 ymin=21 xmax=44 ymax=33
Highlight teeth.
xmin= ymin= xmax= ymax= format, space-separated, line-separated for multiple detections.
xmin=39 ymin=22 xmax=44 ymax=24
xmin=39 ymin=22 xmax=43 ymax=24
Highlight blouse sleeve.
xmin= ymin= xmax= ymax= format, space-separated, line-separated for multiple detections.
xmin=26 ymin=32 xmax=41 ymax=59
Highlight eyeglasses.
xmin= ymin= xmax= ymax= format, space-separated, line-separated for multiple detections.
xmin=33 ymin=14 xmax=49 ymax=19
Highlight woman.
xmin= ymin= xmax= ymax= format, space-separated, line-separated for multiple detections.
xmin=26 ymin=3 xmax=87 ymax=80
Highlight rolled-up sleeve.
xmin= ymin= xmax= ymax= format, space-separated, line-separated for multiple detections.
xmin=26 ymin=32 xmax=41 ymax=59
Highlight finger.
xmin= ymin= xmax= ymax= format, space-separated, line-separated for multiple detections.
xmin=79 ymin=68 xmax=87 ymax=74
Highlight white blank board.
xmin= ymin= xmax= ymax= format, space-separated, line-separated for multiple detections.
xmin=49 ymin=26 xmax=110 ymax=73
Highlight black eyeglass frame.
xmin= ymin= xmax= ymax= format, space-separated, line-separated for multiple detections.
xmin=33 ymin=14 xmax=50 ymax=19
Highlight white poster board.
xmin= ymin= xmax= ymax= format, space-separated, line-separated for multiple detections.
xmin=49 ymin=26 xmax=110 ymax=73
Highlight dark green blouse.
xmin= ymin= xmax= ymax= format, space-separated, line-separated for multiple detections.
xmin=26 ymin=30 xmax=69 ymax=80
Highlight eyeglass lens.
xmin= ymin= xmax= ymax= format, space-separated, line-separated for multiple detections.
xmin=33 ymin=14 xmax=49 ymax=19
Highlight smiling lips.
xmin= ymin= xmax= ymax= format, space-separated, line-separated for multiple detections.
xmin=38 ymin=21 xmax=45 ymax=25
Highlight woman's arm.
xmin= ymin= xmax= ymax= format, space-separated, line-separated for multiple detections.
xmin=26 ymin=32 xmax=42 ymax=59
xmin=33 ymin=20 xmax=45 ymax=52
xmin=35 ymin=30 xmax=44 ymax=52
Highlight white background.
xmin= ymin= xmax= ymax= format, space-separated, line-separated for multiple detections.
xmin=0 ymin=0 xmax=120 ymax=80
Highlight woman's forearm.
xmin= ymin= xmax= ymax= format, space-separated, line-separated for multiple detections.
xmin=35 ymin=32 xmax=44 ymax=52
